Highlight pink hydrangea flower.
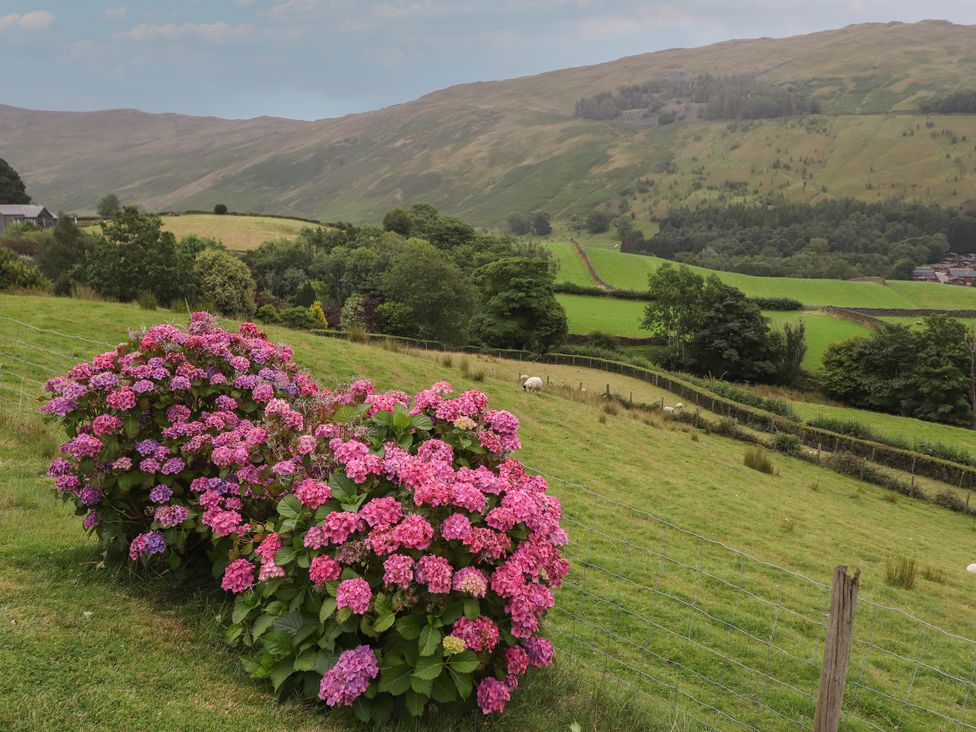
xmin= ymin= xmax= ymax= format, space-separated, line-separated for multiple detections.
xmin=524 ymin=636 xmax=554 ymax=668
xmin=451 ymin=616 xmax=499 ymax=653
xmin=453 ymin=567 xmax=488 ymax=598
xmin=415 ymin=555 xmax=453 ymax=594
xmin=221 ymin=559 xmax=256 ymax=593
xmin=382 ymin=554 xmax=414 ymax=588
xmin=391 ymin=514 xmax=433 ymax=551
xmin=358 ymin=496 xmax=402 ymax=528
xmin=336 ymin=578 xmax=372 ymax=614
xmin=318 ymin=645 xmax=379 ymax=707
xmin=309 ymin=555 xmax=341 ymax=585
xmin=476 ymin=677 xmax=511 ymax=715
xmin=294 ymin=478 xmax=331 ymax=508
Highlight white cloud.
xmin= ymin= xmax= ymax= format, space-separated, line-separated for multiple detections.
xmin=115 ymin=21 xmax=257 ymax=43
xmin=105 ymin=6 xmax=127 ymax=17
xmin=0 ymin=10 xmax=56 ymax=33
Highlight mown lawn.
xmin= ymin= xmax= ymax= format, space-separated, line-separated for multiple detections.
xmin=3 ymin=294 xmax=976 ymax=731
xmin=160 ymin=214 xmax=322 ymax=251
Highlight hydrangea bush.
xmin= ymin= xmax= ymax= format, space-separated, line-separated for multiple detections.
xmin=42 ymin=315 xmax=567 ymax=722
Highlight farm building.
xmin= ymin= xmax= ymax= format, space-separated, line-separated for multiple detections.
xmin=0 ymin=204 xmax=57 ymax=235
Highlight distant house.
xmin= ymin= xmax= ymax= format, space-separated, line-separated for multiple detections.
xmin=912 ymin=266 xmax=937 ymax=281
xmin=948 ymin=267 xmax=976 ymax=285
xmin=0 ymin=205 xmax=57 ymax=235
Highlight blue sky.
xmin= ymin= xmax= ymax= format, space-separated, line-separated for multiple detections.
xmin=3 ymin=1 xmax=976 ymax=120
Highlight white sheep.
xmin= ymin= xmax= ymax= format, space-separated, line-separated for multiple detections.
xmin=663 ymin=406 xmax=675 ymax=414
xmin=967 ymin=563 xmax=976 ymax=575
xmin=675 ymin=402 xmax=685 ymax=409
xmin=521 ymin=376 xmax=543 ymax=392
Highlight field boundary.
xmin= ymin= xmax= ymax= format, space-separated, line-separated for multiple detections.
xmin=568 ymin=238 xmax=614 ymax=290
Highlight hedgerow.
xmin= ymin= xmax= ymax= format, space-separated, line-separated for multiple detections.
xmin=41 ymin=314 xmax=567 ymax=722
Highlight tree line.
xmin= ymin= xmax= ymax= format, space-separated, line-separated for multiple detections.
xmin=575 ymin=74 xmax=818 ymax=122
xmin=1 ymin=201 xmax=568 ymax=353
xmin=629 ymin=196 xmax=976 ymax=279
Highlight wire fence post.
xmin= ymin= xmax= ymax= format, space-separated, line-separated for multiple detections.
xmin=814 ymin=566 xmax=860 ymax=732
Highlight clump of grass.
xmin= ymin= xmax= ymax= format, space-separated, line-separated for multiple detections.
xmin=346 ymin=324 xmax=368 ymax=343
xmin=809 ymin=481 xmax=820 ymax=492
xmin=921 ymin=565 xmax=947 ymax=584
xmin=598 ymin=413 xmax=607 ymax=424
xmin=136 ymin=291 xmax=158 ymax=310
xmin=457 ymin=356 xmax=485 ymax=382
xmin=882 ymin=492 xmax=898 ymax=504
xmin=440 ymin=353 xmax=453 ymax=368
xmin=884 ymin=555 xmax=917 ymax=590
xmin=690 ymin=433 xmax=699 ymax=442
xmin=744 ymin=446 xmax=774 ymax=474
xmin=380 ymin=337 xmax=403 ymax=353
xmin=601 ymin=401 xmax=619 ymax=417
xmin=781 ymin=517 xmax=796 ymax=533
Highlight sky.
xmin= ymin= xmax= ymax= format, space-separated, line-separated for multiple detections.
xmin=2 ymin=1 xmax=976 ymax=121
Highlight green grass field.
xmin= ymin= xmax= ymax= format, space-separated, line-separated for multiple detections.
xmin=542 ymin=242 xmax=595 ymax=287
xmin=160 ymin=214 xmax=320 ymax=251
xmin=556 ymin=294 xmax=869 ymax=370
xmin=790 ymin=400 xmax=976 ymax=458
xmin=574 ymin=245 xmax=976 ymax=309
xmin=3 ymin=294 xmax=976 ymax=731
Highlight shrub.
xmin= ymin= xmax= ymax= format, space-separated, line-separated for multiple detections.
xmin=257 ymin=304 xmax=281 ymax=323
xmin=770 ymin=433 xmax=802 ymax=457
xmin=932 ymin=489 xmax=968 ymax=513
xmin=136 ymin=291 xmax=158 ymax=310
xmin=42 ymin=316 xmax=566 ymax=721
xmin=807 ymin=416 xmax=874 ymax=440
xmin=309 ymin=300 xmax=328 ymax=330
xmin=214 ymin=204 xmax=228 ymax=215
xmin=744 ymin=447 xmax=775 ymax=474
xmin=705 ymin=381 xmax=796 ymax=418
xmin=281 ymin=306 xmax=315 ymax=330
xmin=884 ymin=556 xmax=916 ymax=590
xmin=748 ymin=297 xmax=803 ymax=311
xmin=346 ymin=323 xmax=368 ymax=343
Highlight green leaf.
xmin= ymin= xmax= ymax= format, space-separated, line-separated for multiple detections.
xmin=447 ymin=650 xmax=480 ymax=674
xmin=450 ymin=669 xmax=472 ymax=699
xmin=352 ymin=697 xmax=371 ymax=723
xmin=274 ymin=545 xmax=297 ymax=566
xmin=463 ymin=599 xmax=480 ymax=620
xmin=124 ymin=414 xmax=140 ymax=437
xmin=396 ymin=613 xmax=425 ymax=640
xmin=232 ymin=594 xmax=257 ymax=624
xmin=319 ymin=598 xmax=337 ymax=622
xmin=273 ymin=609 xmax=307 ymax=637
xmin=336 ymin=607 xmax=352 ymax=624
xmin=314 ymin=652 xmax=339 ymax=675
xmin=410 ymin=413 xmax=434 ymax=431
xmin=431 ymin=674 xmax=457 ymax=703
xmin=224 ymin=623 xmax=243 ymax=644
xmin=276 ymin=494 xmax=302 ymax=520
xmin=378 ymin=663 xmax=413 ymax=696
xmin=292 ymin=651 xmax=319 ymax=671
xmin=410 ymin=676 xmax=433 ymax=696
xmin=418 ymin=625 xmax=441 ymax=657
xmin=439 ymin=600 xmax=463 ymax=625
xmin=261 ymin=630 xmax=293 ymax=658
xmin=252 ymin=613 xmax=275 ymax=640
xmin=404 ymin=690 xmax=427 ymax=717
xmin=412 ymin=655 xmax=444 ymax=681
xmin=373 ymin=612 xmax=396 ymax=633
xmin=270 ymin=660 xmax=294 ymax=692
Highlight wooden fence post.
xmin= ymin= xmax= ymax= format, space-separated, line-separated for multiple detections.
xmin=813 ymin=565 xmax=860 ymax=732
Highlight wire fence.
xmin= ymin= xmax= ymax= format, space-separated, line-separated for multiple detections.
xmin=2 ymin=315 xmax=976 ymax=731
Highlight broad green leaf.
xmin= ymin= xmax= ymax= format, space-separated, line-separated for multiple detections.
xmin=261 ymin=630 xmax=293 ymax=658
xmin=439 ymin=600 xmax=463 ymax=625
xmin=276 ymin=494 xmax=302 ymax=520
xmin=418 ymin=625 xmax=441 ymax=657
xmin=410 ymin=413 xmax=434 ymax=431
xmin=351 ymin=697 xmax=371 ymax=723
xmin=273 ymin=609 xmax=307 ymax=637
xmin=410 ymin=676 xmax=433 ymax=696
xmin=224 ymin=623 xmax=243 ymax=644
xmin=232 ymin=594 xmax=257 ymax=624
xmin=450 ymin=668 xmax=473 ymax=699
xmin=412 ymin=655 xmax=444 ymax=681
xmin=404 ymin=690 xmax=427 ymax=717
xmin=270 ymin=660 xmax=294 ymax=691
xmin=431 ymin=674 xmax=457 ymax=703
xmin=377 ymin=663 xmax=413 ymax=696
xmin=396 ymin=613 xmax=425 ymax=640
xmin=252 ymin=613 xmax=275 ymax=639
xmin=373 ymin=612 xmax=396 ymax=633
xmin=447 ymin=650 xmax=479 ymax=674
xmin=463 ymin=599 xmax=480 ymax=620
xmin=319 ymin=598 xmax=337 ymax=622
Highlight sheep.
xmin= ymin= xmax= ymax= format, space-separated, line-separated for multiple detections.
xmin=521 ymin=376 xmax=543 ymax=392
xmin=967 ymin=563 xmax=976 ymax=575
xmin=663 ymin=406 xmax=675 ymax=414
xmin=675 ymin=402 xmax=685 ymax=409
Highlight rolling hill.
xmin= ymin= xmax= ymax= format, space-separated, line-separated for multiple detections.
xmin=4 ymin=20 xmax=976 ymax=224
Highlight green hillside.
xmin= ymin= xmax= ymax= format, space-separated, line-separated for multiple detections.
xmin=2 ymin=294 xmax=975 ymax=730
xmin=5 ymin=21 xmax=976 ymax=223
xmin=160 ymin=214 xmax=318 ymax=251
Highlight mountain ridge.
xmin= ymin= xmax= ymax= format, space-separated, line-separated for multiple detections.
xmin=4 ymin=19 xmax=976 ymax=223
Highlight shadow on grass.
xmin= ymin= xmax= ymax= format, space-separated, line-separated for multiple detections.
xmin=6 ymin=543 xmax=676 ymax=732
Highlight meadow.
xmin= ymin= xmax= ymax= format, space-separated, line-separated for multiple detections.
xmin=576 ymin=246 xmax=976 ymax=309
xmin=160 ymin=213 xmax=318 ymax=251
xmin=2 ymin=294 xmax=976 ymax=730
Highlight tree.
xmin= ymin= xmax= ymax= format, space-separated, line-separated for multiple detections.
xmin=374 ymin=301 xmax=420 ymax=338
xmin=0 ymin=158 xmax=30 ymax=204
xmin=194 ymin=249 xmax=256 ymax=315
xmin=775 ymin=321 xmax=807 ymax=386
xmin=641 ymin=264 xmax=707 ymax=360
xmin=36 ymin=215 xmax=93 ymax=283
xmin=0 ymin=248 xmax=48 ymax=291
xmin=87 ymin=206 xmax=183 ymax=304
xmin=586 ymin=211 xmax=612 ymax=233
xmin=96 ymin=194 xmax=121 ymax=219
xmin=684 ymin=280 xmax=782 ymax=382
xmin=294 ymin=280 xmax=317 ymax=307
xmin=214 ymin=203 xmax=228 ymax=215
xmin=380 ymin=240 xmax=475 ymax=343
xmin=382 ymin=208 xmax=412 ymax=237
xmin=529 ymin=211 xmax=552 ymax=236
xmin=506 ymin=214 xmax=530 ymax=236
xmin=469 ymin=257 xmax=568 ymax=352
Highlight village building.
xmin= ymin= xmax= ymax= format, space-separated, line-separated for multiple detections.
xmin=0 ymin=205 xmax=57 ymax=235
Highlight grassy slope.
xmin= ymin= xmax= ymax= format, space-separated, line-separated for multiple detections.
xmin=764 ymin=311 xmax=873 ymax=371
xmin=4 ymin=295 xmax=976 ymax=729
xmin=542 ymin=241 xmax=594 ymax=287
xmin=790 ymin=400 xmax=976 ymax=454
xmin=161 ymin=214 xmax=319 ymax=251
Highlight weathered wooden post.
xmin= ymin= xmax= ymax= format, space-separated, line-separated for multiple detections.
xmin=813 ymin=565 xmax=860 ymax=732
